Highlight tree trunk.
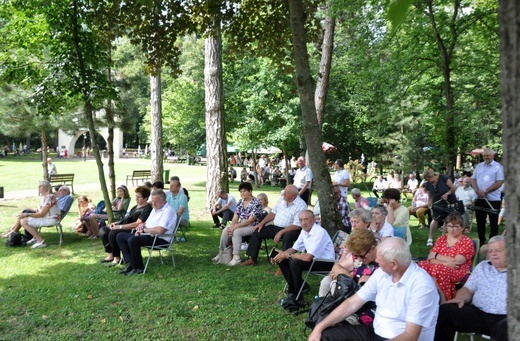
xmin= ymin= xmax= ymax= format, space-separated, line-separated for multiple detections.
xmin=41 ymin=130 xmax=49 ymax=180
xmin=69 ymin=0 xmax=112 ymax=220
xmin=498 ymin=0 xmax=519 ymax=337
xmin=204 ymin=15 xmax=228 ymax=210
xmin=150 ymin=72 xmax=164 ymax=182
xmin=315 ymin=2 xmax=335 ymax=129
xmin=288 ymin=0 xmax=341 ymax=233
xmin=425 ymin=0 xmax=460 ymax=176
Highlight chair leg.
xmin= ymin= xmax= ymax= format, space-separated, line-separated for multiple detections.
xmin=57 ymin=224 xmax=63 ymax=245
xmin=264 ymin=239 xmax=269 ymax=262
xmin=144 ymin=249 xmax=153 ymax=274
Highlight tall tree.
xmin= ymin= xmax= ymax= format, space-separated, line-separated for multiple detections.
xmin=120 ymin=0 xmax=192 ymax=182
xmin=288 ymin=0 xmax=341 ymax=232
xmin=204 ymin=14 xmax=228 ymax=208
xmin=498 ymin=0 xmax=519 ymax=338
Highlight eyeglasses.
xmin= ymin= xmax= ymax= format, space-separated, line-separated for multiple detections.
xmin=447 ymin=224 xmax=463 ymax=229
xmin=352 ymin=248 xmax=371 ymax=260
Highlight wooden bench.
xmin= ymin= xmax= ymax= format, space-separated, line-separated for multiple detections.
xmin=126 ymin=170 xmax=151 ymax=186
xmin=50 ymin=173 xmax=75 ymax=194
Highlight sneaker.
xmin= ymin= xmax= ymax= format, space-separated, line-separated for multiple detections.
xmin=31 ymin=240 xmax=47 ymax=249
xmin=228 ymin=258 xmax=241 ymax=266
xmin=426 ymin=238 xmax=433 ymax=247
xmin=212 ymin=255 xmax=220 ymax=263
xmin=26 ymin=238 xmax=38 ymax=245
xmin=240 ymin=242 xmax=248 ymax=251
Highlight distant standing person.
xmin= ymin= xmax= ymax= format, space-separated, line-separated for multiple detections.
xmin=293 ymin=156 xmax=313 ymax=204
xmin=47 ymin=158 xmax=57 ymax=176
xmin=211 ymin=190 xmax=237 ymax=229
xmin=333 ymin=159 xmax=351 ymax=198
xmin=471 ymin=148 xmax=504 ymax=246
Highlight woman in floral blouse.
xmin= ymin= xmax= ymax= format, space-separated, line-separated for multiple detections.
xmin=212 ymin=182 xmax=263 ymax=266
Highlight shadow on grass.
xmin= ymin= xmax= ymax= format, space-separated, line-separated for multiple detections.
xmin=1 ymin=219 xmax=310 ymax=340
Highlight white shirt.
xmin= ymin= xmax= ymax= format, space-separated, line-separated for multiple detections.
xmin=145 ymin=203 xmax=177 ymax=242
xmin=217 ymin=194 xmax=237 ymax=213
xmin=272 ymin=196 xmax=308 ymax=227
xmin=292 ymin=223 xmax=335 ymax=260
xmin=293 ymin=166 xmax=313 ymax=190
xmin=358 ymin=262 xmax=439 ymax=340
xmin=334 ymin=169 xmax=351 ymax=197
xmin=472 ymin=160 xmax=504 ymax=201
xmin=455 ymin=186 xmax=477 ymax=207
xmin=406 ymin=178 xmax=418 ymax=191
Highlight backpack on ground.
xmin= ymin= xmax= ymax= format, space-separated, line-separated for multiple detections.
xmin=5 ymin=232 xmax=29 ymax=247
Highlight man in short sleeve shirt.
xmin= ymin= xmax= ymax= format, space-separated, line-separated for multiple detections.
xmin=241 ymin=185 xmax=307 ymax=266
xmin=471 ymin=148 xmax=504 ymax=245
xmin=309 ymin=237 xmax=439 ymax=341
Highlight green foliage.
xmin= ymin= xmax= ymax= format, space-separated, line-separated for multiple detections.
xmin=388 ymin=0 xmax=414 ymax=28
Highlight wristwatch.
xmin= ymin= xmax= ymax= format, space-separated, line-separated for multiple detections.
xmin=287 ymin=253 xmax=292 ymax=261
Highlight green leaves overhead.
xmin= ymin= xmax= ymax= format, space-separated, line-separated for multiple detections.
xmin=387 ymin=0 xmax=413 ymax=29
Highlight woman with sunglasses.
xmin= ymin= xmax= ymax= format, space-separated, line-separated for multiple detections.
xmin=418 ymin=212 xmax=475 ymax=303
xmin=319 ymin=228 xmax=379 ymax=325
xmin=318 ymin=210 xmax=374 ymax=296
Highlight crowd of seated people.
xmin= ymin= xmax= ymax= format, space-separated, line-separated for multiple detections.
xmin=3 ymin=162 xmax=509 ymax=339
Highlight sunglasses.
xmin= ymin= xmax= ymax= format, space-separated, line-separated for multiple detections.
xmin=352 ymin=248 xmax=371 ymax=260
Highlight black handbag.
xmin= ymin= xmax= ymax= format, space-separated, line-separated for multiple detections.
xmin=305 ymin=274 xmax=358 ymax=329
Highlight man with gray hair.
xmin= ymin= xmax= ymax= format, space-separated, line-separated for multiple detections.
xmin=351 ymin=188 xmax=370 ymax=209
xmin=309 ymin=237 xmax=439 ymax=341
xmin=435 ymin=235 xmax=507 ymax=340
xmin=471 ymin=148 xmax=504 ymax=245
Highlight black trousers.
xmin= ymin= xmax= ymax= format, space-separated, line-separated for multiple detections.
xmin=117 ymin=233 xmax=168 ymax=270
xmin=299 ymin=188 xmax=310 ymax=205
xmin=99 ymin=226 xmax=131 ymax=258
xmin=434 ymin=303 xmax=507 ymax=341
xmin=474 ymin=199 xmax=501 ymax=246
xmin=246 ymin=225 xmax=301 ymax=263
xmin=321 ymin=323 xmax=388 ymax=341
xmin=212 ymin=209 xmax=234 ymax=226
xmin=279 ymin=258 xmax=333 ymax=299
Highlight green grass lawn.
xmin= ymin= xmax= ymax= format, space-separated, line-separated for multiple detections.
xmin=0 ymin=157 xmax=489 ymax=340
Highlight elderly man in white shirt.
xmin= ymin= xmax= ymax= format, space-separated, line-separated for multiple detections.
xmin=117 ymin=189 xmax=177 ymax=275
xmin=272 ymin=210 xmax=335 ymax=308
xmin=309 ymin=237 xmax=439 ymax=341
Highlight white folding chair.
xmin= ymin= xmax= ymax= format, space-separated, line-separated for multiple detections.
xmin=454 ymin=332 xmax=491 ymax=341
xmin=143 ymin=217 xmax=182 ymax=274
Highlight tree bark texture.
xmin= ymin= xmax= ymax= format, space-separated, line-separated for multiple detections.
xmin=498 ymin=0 xmax=519 ymax=337
xmin=150 ymin=73 xmax=164 ymax=182
xmin=288 ymin=0 xmax=341 ymax=233
xmin=315 ymin=2 xmax=335 ymax=130
xmin=204 ymin=17 xmax=228 ymax=210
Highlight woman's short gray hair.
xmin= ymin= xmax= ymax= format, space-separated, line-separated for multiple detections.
xmin=377 ymin=237 xmax=412 ymax=266
xmin=372 ymin=205 xmax=388 ymax=216
xmin=351 ymin=188 xmax=361 ymax=196
xmin=348 ymin=208 xmax=371 ymax=223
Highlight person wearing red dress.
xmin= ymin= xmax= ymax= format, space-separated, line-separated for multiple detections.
xmin=418 ymin=212 xmax=475 ymax=303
